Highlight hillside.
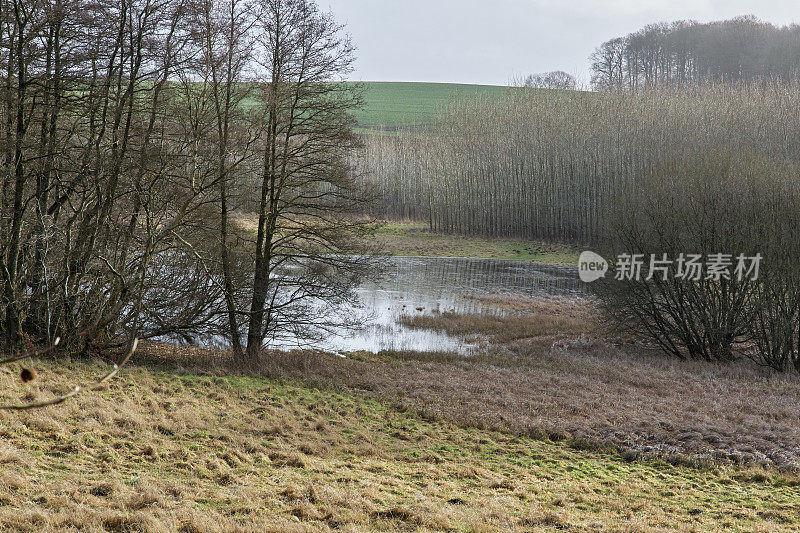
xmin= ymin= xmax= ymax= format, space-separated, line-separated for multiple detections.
xmin=350 ymin=81 xmax=516 ymax=130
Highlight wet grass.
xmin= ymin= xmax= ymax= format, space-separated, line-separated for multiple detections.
xmin=0 ymin=357 xmax=798 ymax=531
xmin=374 ymin=220 xmax=579 ymax=264
xmin=231 ymin=215 xmax=580 ymax=264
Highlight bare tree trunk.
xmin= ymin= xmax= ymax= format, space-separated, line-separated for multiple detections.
xmin=243 ymin=0 xmax=369 ymax=359
xmin=4 ymin=0 xmax=30 ymax=345
xmin=30 ymin=1 xmax=62 ymax=341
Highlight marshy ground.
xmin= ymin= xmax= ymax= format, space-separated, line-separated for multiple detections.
xmin=232 ymin=214 xmax=580 ymax=264
xmin=371 ymin=221 xmax=579 ymax=263
xmin=2 ymin=294 xmax=800 ymax=531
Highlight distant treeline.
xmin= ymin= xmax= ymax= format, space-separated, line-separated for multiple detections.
xmin=591 ymin=16 xmax=800 ymax=90
xmin=360 ymin=83 xmax=800 ymax=244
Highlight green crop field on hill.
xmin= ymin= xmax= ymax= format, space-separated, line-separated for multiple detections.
xmin=242 ymin=81 xmax=563 ymax=131
xmin=349 ymin=81 xmax=516 ymax=130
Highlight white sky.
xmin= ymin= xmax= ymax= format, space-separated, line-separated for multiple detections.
xmin=323 ymin=0 xmax=800 ymax=86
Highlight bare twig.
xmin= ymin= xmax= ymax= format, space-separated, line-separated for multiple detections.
xmin=0 ymin=337 xmax=62 ymax=366
xmin=0 ymin=339 xmax=138 ymax=410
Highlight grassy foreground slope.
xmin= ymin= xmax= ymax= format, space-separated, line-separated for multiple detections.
xmin=351 ymin=81 xmax=515 ymax=129
xmin=0 ymin=357 xmax=797 ymax=531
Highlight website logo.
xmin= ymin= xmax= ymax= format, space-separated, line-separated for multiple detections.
xmin=578 ymin=251 xmax=609 ymax=283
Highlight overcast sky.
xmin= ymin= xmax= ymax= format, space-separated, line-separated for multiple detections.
xmin=322 ymin=0 xmax=800 ymax=86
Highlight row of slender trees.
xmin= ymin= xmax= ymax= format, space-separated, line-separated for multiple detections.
xmin=359 ymin=82 xmax=800 ymax=370
xmin=359 ymin=82 xmax=800 ymax=245
xmin=591 ymin=16 xmax=800 ymax=90
xmin=0 ymin=0 xmax=369 ymax=361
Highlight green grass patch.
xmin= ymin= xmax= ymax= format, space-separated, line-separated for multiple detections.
xmin=375 ymin=220 xmax=579 ymax=264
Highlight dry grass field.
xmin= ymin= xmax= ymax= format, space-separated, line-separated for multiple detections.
xmin=216 ymin=295 xmax=800 ymax=472
xmin=1 ymin=295 xmax=799 ymax=531
xmin=0 ymin=354 xmax=798 ymax=532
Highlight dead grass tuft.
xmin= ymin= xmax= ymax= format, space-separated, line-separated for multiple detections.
xmin=372 ymin=506 xmax=419 ymax=524
xmin=400 ymin=295 xmax=594 ymax=343
xmin=127 ymin=488 xmax=162 ymax=511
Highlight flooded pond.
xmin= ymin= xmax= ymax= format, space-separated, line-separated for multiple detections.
xmin=289 ymin=256 xmax=583 ymax=354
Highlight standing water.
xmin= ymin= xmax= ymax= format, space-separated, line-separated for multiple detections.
xmin=281 ymin=256 xmax=583 ymax=354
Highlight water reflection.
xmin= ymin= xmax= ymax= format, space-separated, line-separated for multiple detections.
xmin=280 ymin=256 xmax=582 ymax=354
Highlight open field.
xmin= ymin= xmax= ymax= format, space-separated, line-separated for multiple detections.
xmin=350 ymin=82 xmax=517 ymax=130
xmin=373 ymin=221 xmax=579 ymax=263
xmin=0 ymin=349 xmax=798 ymax=531
xmin=231 ymin=216 xmax=580 ymax=264
xmin=149 ymin=293 xmax=800 ymax=473
xmin=388 ymin=297 xmax=800 ymax=471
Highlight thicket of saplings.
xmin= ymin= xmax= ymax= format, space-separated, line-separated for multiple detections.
xmin=595 ymin=152 xmax=800 ymax=372
xmin=360 ymin=83 xmax=800 ymax=244
xmin=359 ymin=83 xmax=800 ymax=371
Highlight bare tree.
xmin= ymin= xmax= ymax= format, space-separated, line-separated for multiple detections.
xmin=590 ymin=16 xmax=800 ymax=91
xmin=590 ymin=37 xmax=625 ymax=91
xmin=522 ymin=71 xmax=577 ymax=90
xmin=0 ymin=0 xmax=373 ymax=362
xmin=0 ymin=0 xmax=232 ymax=351
xmin=240 ymin=0 xmax=372 ymax=361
